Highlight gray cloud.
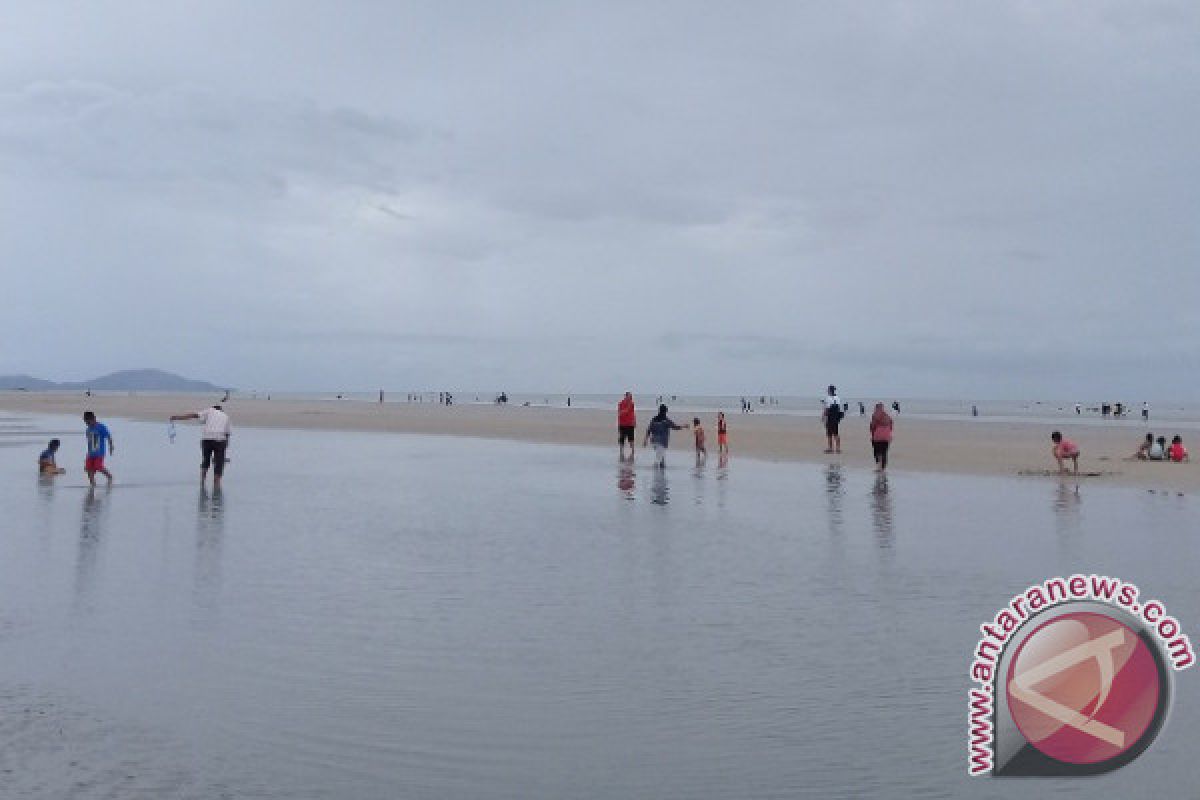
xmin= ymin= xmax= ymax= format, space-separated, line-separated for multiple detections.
xmin=1 ymin=2 xmax=1198 ymax=399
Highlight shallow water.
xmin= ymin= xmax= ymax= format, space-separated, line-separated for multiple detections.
xmin=1 ymin=413 xmax=1197 ymax=798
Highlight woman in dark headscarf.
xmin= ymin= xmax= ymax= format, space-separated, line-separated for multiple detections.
xmin=643 ymin=404 xmax=687 ymax=468
xmin=869 ymin=402 xmax=894 ymax=472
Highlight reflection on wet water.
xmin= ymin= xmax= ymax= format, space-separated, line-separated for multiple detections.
xmin=193 ymin=488 xmax=225 ymax=615
xmin=824 ymin=463 xmax=844 ymax=534
xmin=649 ymin=466 xmax=669 ymax=506
xmin=74 ymin=487 xmax=108 ymax=613
xmin=1 ymin=414 xmax=1198 ymax=799
xmin=616 ymin=458 xmax=635 ymax=499
xmin=871 ymin=473 xmax=893 ymax=547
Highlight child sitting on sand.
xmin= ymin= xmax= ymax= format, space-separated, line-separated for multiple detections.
xmin=693 ymin=418 xmax=706 ymax=457
xmin=1169 ymin=436 xmax=1189 ymax=463
xmin=1134 ymin=433 xmax=1154 ymax=460
xmin=1149 ymin=436 xmax=1167 ymax=461
xmin=38 ymin=439 xmax=65 ymax=475
xmin=1050 ymin=431 xmax=1080 ymax=475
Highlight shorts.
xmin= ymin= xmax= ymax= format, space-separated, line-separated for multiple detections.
xmin=825 ymin=417 xmax=841 ymax=436
xmin=85 ymin=455 xmax=105 ymax=472
xmin=717 ymin=432 xmax=728 ymax=446
xmin=653 ymin=443 xmax=667 ymax=464
xmin=201 ymin=439 xmax=229 ymax=476
xmin=618 ymin=425 xmax=635 ymax=444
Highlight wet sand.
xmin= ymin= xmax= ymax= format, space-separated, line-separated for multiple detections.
xmin=1 ymin=392 xmax=1194 ymax=491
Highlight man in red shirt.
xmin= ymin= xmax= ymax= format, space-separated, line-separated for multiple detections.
xmin=617 ymin=392 xmax=637 ymax=459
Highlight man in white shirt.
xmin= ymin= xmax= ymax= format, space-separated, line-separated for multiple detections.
xmin=822 ymin=385 xmax=843 ymax=454
xmin=170 ymin=404 xmax=233 ymax=489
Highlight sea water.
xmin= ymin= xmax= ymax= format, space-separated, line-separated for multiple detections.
xmin=0 ymin=413 xmax=1197 ymax=799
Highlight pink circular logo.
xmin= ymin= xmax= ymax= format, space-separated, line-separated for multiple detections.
xmin=1006 ymin=611 xmax=1162 ymax=765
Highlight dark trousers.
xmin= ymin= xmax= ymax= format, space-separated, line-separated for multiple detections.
xmin=201 ymin=439 xmax=228 ymax=476
xmin=872 ymin=440 xmax=890 ymax=469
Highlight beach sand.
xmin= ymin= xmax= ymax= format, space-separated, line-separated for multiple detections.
xmin=0 ymin=392 xmax=1194 ymax=491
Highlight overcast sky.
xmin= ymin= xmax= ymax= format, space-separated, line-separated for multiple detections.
xmin=2 ymin=2 xmax=1197 ymax=398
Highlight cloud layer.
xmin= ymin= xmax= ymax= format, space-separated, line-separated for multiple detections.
xmin=2 ymin=2 xmax=1198 ymax=398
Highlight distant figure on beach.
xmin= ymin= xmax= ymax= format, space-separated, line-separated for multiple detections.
xmin=1169 ymin=436 xmax=1189 ymax=463
xmin=1134 ymin=433 xmax=1154 ymax=460
xmin=379 ymin=389 xmax=384 ymax=404
xmin=567 ymin=396 xmax=571 ymax=407
xmin=822 ymin=386 xmax=843 ymax=454
xmin=858 ymin=402 xmax=865 ymax=416
xmin=222 ymin=389 xmax=230 ymax=403
xmin=891 ymin=401 xmax=901 ymax=414
xmin=38 ymin=439 xmax=65 ymax=476
xmin=617 ymin=392 xmax=637 ymax=459
xmin=82 ymin=411 xmax=114 ymax=487
xmin=972 ymin=405 xmax=979 ymax=417
xmin=1101 ymin=402 xmax=1110 ymax=418
xmin=171 ymin=405 xmax=232 ymax=490
xmin=643 ymin=405 xmax=686 ymax=468
xmin=1075 ymin=403 xmax=1081 ymax=415
xmin=692 ymin=417 xmax=706 ymax=458
xmin=869 ymin=403 xmax=893 ymax=471
xmin=1142 ymin=401 xmax=1150 ymax=421
xmin=717 ymin=412 xmax=729 ymax=455
xmin=1115 ymin=402 xmax=1124 ymax=417
xmin=1050 ymin=431 xmax=1080 ymax=475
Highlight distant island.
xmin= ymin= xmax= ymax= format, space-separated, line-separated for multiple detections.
xmin=0 ymin=369 xmax=226 ymax=393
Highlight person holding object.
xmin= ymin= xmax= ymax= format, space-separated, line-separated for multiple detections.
xmin=171 ymin=404 xmax=232 ymax=489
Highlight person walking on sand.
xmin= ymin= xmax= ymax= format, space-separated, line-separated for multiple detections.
xmin=617 ymin=392 xmax=637 ymax=459
xmin=869 ymin=403 xmax=894 ymax=472
xmin=716 ymin=411 xmax=729 ymax=456
xmin=1050 ymin=431 xmax=1080 ymax=475
xmin=643 ymin=404 xmax=686 ymax=468
xmin=171 ymin=405 xmax=232 ymax=490
xmin=82 ymin=411 xmax=114 ymax=487
xmin=1142 ymin=401 xmax=1150 ymax=421
xmin=822 ymin=385 xmax=843 ymax=454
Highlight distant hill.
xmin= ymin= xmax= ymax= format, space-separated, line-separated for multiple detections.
xmin=0 ymin=369 xmax=226 ymax=392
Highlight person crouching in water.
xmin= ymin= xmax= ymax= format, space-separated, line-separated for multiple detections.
xmin=643 ymin=405 xmax=686 ymax=468
xmin=869 ymin=403 xmax=893 ymax=472
xmin=1051 ymin=431 xmax=1080 ymax=475
xmin=38 ymin=439 xmax=65 ymax=476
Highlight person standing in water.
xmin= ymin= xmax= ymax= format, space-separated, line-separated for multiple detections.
xmin=643 ymin=404 xmax=686 ymax=468
xmin=869 ymin=403 xmax=894 ymax=471
xmin=822 ymin=385 xmax=843 ymax=454
xmin=171 ymin=405 xmax=232 ymax=490
xmin=617 ymin=392 xmax=637 ymax=459
xmin=82 ymin=411 xmax=114 ymax=487
xmin=716 ymin=412 xmax=729 ymax=456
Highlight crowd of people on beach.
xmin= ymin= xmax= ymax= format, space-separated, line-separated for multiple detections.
xmin=29 ymin=389 xmax=1192 ymax=487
